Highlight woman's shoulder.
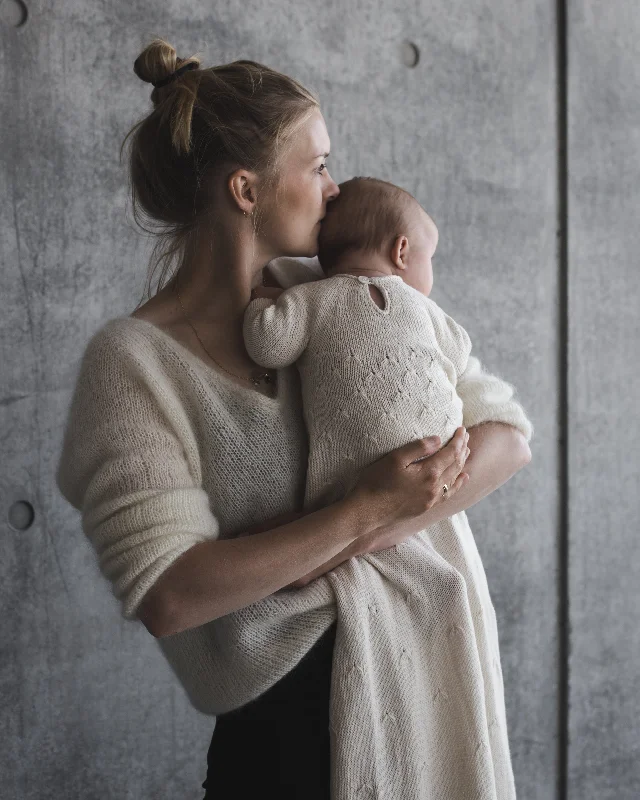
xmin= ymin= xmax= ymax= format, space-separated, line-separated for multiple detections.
xmin=81 ymin=313 xmax=184 ymax=373
xmin=65 ymin=316 xmax=203 ymax=427
xmin=85 ymin=314 xmax=146 ymax=349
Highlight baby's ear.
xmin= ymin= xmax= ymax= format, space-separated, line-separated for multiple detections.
xmin=390 ymin=235 xmax=409 ymax=269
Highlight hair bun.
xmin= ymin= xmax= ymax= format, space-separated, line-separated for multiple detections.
xmin=133 ymin=38 xmax=200 ymax=87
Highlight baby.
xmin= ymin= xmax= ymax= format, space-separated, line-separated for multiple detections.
xmin=243 ymin=177 xmax=532 ymax=798
xmin=243 ymin=176 xmax=475 ymax=513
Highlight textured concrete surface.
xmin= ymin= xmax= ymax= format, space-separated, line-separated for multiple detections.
xmin=1 ymin=1 xmax=563 ymax=798
xmin=567 ymin=2 xmax=640 ymax=799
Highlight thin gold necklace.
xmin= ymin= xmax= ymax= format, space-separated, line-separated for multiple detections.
xmin=172 ymin=280 xmax=276 ymax=389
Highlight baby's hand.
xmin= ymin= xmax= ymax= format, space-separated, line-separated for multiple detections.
xmin=250 ymin=286 xmax=284 ymax=301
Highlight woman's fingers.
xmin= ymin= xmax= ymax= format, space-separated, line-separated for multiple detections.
xmin=438 ymin=428 xmax=470 ymax=498
xmin=445 ymin=427 xmax=468 ymax=469
xmin=408 ymin=426 xmax=465 ymax=466
xmin=441 ymin=465 xmax=470 ymax=498
xmin=410 ymin=426 xmax=469 ymax=503
xmin=352 ymin=426 xmax=471 ymax=525
xmin=402 ymin=435 xmax=444 ymax=467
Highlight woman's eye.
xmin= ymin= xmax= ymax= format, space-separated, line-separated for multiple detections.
xmin=317 ymin=163 xmax=327 ymax=174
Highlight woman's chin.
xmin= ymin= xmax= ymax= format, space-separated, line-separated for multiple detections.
xmin=297 ymin=236 xmax=319 ymax=259
xmin=307 ymin=231 xmax=321 ymax=256
xmin=277 ymin=232 xmax=319 ymax=259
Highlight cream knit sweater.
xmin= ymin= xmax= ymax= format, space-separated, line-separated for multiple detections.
xmin=56 ymin=257 xmax=533 ymax=800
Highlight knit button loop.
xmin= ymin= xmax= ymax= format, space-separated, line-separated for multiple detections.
xmin=358 ymin=276 xmax=369 ymax=283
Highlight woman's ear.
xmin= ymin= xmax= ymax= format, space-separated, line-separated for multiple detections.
xmin=228 ymin=168 xmax=259 ymax=215
xmin=390 ymin=235 xmax=409 ymax=270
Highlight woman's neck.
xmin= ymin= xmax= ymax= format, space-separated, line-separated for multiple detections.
xmin=172 ymin=228 xmax=268 ymax=325
xmin=132 ymin=222 xmax=275 ymax=369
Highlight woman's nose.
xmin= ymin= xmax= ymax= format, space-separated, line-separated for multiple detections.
xmin=326 ymin=175 xmax=340 ymax=201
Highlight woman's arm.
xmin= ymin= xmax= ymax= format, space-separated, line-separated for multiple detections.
xmin=236 ymin=509 xmax=306 ymax=539
xmin=145 ymin=496 xmax=370 ymax=637
xmin=286 ymin=421 xmax=531 ymax=587
xmin=153 ymin=426 xmax=470 ymax=633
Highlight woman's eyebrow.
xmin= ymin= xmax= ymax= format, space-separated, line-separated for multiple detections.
xmin=314 ymin=152 xmax=330 ymax=159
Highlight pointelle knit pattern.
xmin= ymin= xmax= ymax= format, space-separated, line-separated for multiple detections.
xmin=242 ymin=267 xmax=532 ymax=799
xmin=56 ymin=257 xmax=533 ymax=800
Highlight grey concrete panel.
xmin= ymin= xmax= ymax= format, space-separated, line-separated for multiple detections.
xmin=568 ymin=2 xmax=640 ymax=798
xmin=1 ymin=1 xmax=557 ymax=797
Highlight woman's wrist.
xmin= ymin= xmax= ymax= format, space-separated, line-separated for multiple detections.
xmin=282 ymin=495 xmax=378 ymax=587
xmin=336 ymin=489 xmax=386 ymax=540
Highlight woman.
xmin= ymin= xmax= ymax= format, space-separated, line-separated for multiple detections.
xmin=56 ymin=39 xmax=531 ymax=799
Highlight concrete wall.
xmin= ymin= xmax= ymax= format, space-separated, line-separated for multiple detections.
xmin=0 ymin=1 xmax=635 ymax=798
xmin=567 ymin=2 xmax=640 ymax=799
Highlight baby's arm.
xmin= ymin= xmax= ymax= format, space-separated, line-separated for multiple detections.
xmin=242 ymin=284 xmax=313 ymax=369
xmin=424 ymin=297 xmax=532 ymax=442
xmin=424 ymin=297 xmax=473 ymax=380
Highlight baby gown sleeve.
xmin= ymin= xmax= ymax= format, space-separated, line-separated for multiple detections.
xmin=457 ymin=354 xmax=534 ymax=443
xmin=424 ymin=297 xmax=473 ymax=380
xmin=242 ymin=285 xmax=313 ymax=369
xmin=55 ymin=324 xmax=220 ymax=621
xmin=421 ymin=295 xmax=533 ymax=443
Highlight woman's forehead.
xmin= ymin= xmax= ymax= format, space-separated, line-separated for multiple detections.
xmin=293 ymin=110 xmax=331 ymax=160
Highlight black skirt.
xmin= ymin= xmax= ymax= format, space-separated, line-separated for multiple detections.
xmin=202 ymin=621 xmax=337 ymax=799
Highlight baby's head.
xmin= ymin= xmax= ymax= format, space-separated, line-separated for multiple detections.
xmin=317 ymin=177 xmax=438 ymax=296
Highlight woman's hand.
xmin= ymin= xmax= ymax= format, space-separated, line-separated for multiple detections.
xmin=346 ymin=426 xmax=470 ymax=554
xmin=285 ymin=427 xmax=470 ymax=588
xmin=361 ymin=422 xmax=530 ymax=557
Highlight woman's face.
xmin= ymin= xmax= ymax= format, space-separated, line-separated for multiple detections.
xmin=259 ymin=109 xmax=340 ymax=259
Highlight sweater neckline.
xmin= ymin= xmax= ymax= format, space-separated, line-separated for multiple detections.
xmin=121 ymin=316 xmax=284 ymax=405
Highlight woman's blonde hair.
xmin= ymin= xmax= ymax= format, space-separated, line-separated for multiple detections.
xmin=123 ymin=39 xmax=320 ymax=299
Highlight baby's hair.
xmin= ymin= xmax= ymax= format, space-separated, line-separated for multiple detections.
xmin=317 ymin=176 xmax=423 ymax=272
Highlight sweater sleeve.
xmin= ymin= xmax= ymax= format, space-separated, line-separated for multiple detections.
xmin=242 ymin=287 xmax=313 ymax=369
xmin=457 ymin=354 xmax=534 ymax=443
xmin=55 ymin=324 xmax=220 ymax=621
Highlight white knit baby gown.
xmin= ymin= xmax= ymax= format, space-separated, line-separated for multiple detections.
xmin=243 ymin=270 xmax=532 ymax=799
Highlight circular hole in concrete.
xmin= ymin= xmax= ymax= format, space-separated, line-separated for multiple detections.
xmin=400 ymin=41 xmax=420 ymax=68
xmin=0 ymin=0 xmax=28 ymax=27
xmin=8 ymin=500 xmax=35 ymax=531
